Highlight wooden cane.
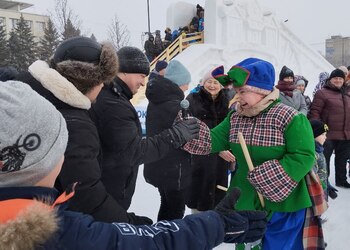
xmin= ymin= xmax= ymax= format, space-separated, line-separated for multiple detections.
xmin=216 ymin=185 xmax=228 ymax=191
xmin=238 ymin=132 xmax=265 ymax=207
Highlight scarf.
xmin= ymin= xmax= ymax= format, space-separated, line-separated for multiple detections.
xmin=276 ymin=80 xmax=296 ymax=97
xmin=235 ymin=87 xmax=280 ymax=117
xmin=315 ymin=142 xmax=324 ymax=154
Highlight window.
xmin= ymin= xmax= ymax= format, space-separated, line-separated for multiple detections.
xmin=25 ymin=20 xmax=33 ymax=30
xmin=10 ymin=18 xmax=19 ymax=29
xmin=36 ymin=21 xmax=45 ymax=33
xmin=0 ymin=17 xmax=5 ymax=28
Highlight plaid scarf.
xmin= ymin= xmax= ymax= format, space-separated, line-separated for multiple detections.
xmin=303 ymin=171 xmax=327 ymax=250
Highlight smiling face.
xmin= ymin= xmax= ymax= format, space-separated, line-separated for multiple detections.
xmin=234 ymin=86 xmax=266 ymax=109
xmin=203 ymin=78 xmax=222 ymax=97
xmin=119 ymin=73 xmax=147 ymax=95
xmin=330 ymin=77 xmax=344 ymax=89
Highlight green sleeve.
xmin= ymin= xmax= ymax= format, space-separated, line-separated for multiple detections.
xmin=280 ymin=113 xmax=315 ymax=181
xmin=210 ymin=111 xmax=232 ymax=153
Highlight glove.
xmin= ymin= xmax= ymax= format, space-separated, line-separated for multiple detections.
xmin=214 ymin=188 xmax=267 ymax=243
xmin=169 ymin=118 xmax=199 ymax=148
xmin=127 ymin=212 xmax=153 ymax=225
xmin=327 ymin=183 xmax=338 ymax=200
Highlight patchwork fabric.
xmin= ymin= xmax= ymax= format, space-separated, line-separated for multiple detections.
xmin=182 ymin=118 xmax=211 ymax=155
xmin=229 ymin=103 xmax=298 ymax=146
xmin=303 ymin=208 xmax=326 ymax=250
xmin=247 ymin=159 xmax=298 ymax=202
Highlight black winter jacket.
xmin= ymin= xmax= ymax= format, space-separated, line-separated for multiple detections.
xmin=144 ymin=75 xmax=191 ymax=190
xmin=90 ymin=77 xmax=177 ymax=210
xmin=15 ymin=69 xmax=127 ymax=223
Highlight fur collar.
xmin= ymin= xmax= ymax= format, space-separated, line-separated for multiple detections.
xmin=0 ymin=200 xmax=58 ymax=249
xmin=29 ymin=60 xmax=91 ymax=110
xmin=235 ymin=87 xmax=280 ymax=117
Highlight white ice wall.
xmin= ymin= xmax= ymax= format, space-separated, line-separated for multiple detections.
xmin=166 ymin=0 xmax=334 ymax=97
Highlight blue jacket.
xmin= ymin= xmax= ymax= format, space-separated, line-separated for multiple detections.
xmin=0 ymin=186 xmax=225 ymax=249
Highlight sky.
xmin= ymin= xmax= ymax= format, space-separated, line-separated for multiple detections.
xmin=24 ymin=0 xmax=350 ymax=54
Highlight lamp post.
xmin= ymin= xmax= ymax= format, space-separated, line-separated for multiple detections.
xmin=147 ymin=0 xmax=151 ymax=35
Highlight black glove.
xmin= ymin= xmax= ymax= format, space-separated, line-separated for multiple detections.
xmin=169 ymin=118 xmax=199 ymax=148
xmin=214 ymin=188 xmax=267 ymax=243
xmin=327 ymin=183 xmax=338 ymax=200
xmin=127 ymin=212 xmax=153 ymax=225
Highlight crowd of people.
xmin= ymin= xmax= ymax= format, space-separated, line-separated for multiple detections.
xmin=144 ymin=4 xmax=205 ymax=63
xmin=0 ymin=34 xmax=349 ymax=249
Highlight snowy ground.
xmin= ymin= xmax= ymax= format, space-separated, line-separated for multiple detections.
xmin=130 ymin=156 xmax=350 ymax=249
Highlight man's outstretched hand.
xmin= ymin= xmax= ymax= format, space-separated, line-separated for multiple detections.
xmin=214 ymin=188 xmax=267 ymax=243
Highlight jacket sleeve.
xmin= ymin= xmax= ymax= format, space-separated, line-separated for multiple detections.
xmin=247 ymin=114 xmax=315 ymax=202
xmin=309 ymin=91 xmax=326 ymax=120
xmin=102 ymin=101 xmax=173 ymax=167
xmin=61 ymin=210 xmax=225 ymax=250
xmin=298 ymin=92 xmax=308 ymax=115
xmin=59 ymin=118 xmax=139 ymax=223
xmin=210 ymin=112 xmax=232 ymax=153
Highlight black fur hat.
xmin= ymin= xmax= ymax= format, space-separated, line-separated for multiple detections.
xmin=117 ymin=46 xmax=150 ymax=75
xmin=279 ymin=65 xmax=294 ymax=81
xmin=51 ymin=36 xmax=119 ymax=94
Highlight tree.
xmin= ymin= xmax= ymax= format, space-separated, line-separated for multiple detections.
xmin=62 ymin=18 xmax=80 ymax=40
xmin=90 ymin=33 xmax=97 ymax=42
xmin=7 ymin=15 xmax=37 ymax=72
xmin=53 ymin=0 xmax=81 ymax=40
xmin=108 ymin=14 xmax=130 ymax=50
xmin=37 ymin=18 xmax=60 ymax=61
xmin=0 ymin=25 xmax=9 ymax=66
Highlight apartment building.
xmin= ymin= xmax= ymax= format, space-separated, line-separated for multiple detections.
xmin=0 ymin=0 xmax=48 ymax=41
xmin=326 ymin=35 xmax=350 ymax=67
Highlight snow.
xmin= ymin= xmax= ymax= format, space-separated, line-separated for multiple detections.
xmin=130 ymin=155 xmax=350 ymax=249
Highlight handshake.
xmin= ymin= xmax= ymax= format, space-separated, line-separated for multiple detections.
xmin=167 ymin=118 xmax=200 ymax=148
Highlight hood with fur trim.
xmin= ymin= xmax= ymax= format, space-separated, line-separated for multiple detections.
xmin=0 ymin=200 xmax=58 ymax=250
xmin=29 ymin=60 xmax=92 ymax=110
xmin=53 ymin=42 xmax=119 ymax=94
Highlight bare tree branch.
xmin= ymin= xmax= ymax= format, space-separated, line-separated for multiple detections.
xmin=52 ymin=0 xmax=82 ymax=39
xmin=107 ymin=15 xmax=130 ymax=50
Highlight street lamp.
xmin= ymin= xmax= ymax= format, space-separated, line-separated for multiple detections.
xmin=147 ymin=0 xmax=151 ymax=35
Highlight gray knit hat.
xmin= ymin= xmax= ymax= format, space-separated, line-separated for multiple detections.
xmin=164 ymin=60 xmax=191 ymax=86
xmin=117 ymin=46 xmax=150 ymax=75
xmin=0 ymin=81 xmax=68 ymax=187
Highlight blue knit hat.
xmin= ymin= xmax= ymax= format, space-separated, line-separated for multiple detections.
xmin=228 ymin=58 xmax=275 ymax=95
xmin=164 ymin=60 xmax=191 ymax=86
xmin=155 ymin=60 xmax=168 ymax=72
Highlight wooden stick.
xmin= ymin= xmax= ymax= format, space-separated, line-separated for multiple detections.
xmin=238 ymin=132 xmax=265 ymax=207
xmin=216 ymin=185 xmax=228 ymax=191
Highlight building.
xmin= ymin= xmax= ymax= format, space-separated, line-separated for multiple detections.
xmin=0 ymin=0 xmax=48 ymax=41
xmin=326 ymin=35 xmax=350 ymax=67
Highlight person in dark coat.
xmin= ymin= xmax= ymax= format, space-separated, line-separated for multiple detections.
xmin=144 ymin=60 xmax=192 ymax=221
xmin=15 ymin=37 xmax=152 ymax=224
xmin=144 ymin=34 xmax=156 ymax=62
xmin=186 ymin=66 xmax=235 ymax=212
xmin=276 ymin=66 xmax=307 ymax=115
xmin=309 ymin=68 xmax=350 ymax=188
xmin=90 ymin=47 xmax=200 ymax=221
xmin=0 ymin=80 xmax=268 ymax=249
xmin=148 ymin=60 xmax=168 ymax=80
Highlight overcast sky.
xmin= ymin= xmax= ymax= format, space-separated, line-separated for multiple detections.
xmin=25 ymin=0 xmax=349 ymax=53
